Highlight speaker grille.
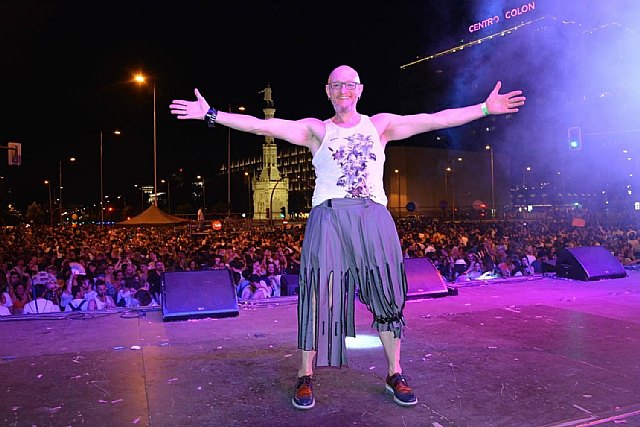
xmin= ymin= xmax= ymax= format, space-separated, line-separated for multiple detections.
xmin=162 ymin=270 xmax=239 ymax=321
xmin=556 ymin=246 xmax=627 ymax=281
xmin=404 ymin=258 xmax=449 ymax=299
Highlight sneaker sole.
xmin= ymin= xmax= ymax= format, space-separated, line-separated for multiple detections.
xmin=385 ymin=384 xmax=418 ymax=407
xmin=291 ymin=397 xmax=315 ymax=410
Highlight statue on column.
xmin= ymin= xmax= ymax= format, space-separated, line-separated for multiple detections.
xmin=259 ymin=83 xmax=274 ymax=107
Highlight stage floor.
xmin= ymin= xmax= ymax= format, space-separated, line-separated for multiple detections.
xmin=2 ymin=272 xmax=640 ymax=427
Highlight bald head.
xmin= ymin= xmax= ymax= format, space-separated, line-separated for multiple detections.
xmin=328 ymin=65 xmax=360 ymax=84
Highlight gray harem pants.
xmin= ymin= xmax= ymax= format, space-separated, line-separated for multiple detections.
xmin=297 ymin=198 xmax=408 ymax=367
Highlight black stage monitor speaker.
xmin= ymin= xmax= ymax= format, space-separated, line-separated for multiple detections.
xmin=556 ymin=246 xmax=627 ymax=281
xmin=162 ymin=270 xmax=239 ymax=321
xmin=280 ymin=274 xmax=299 ymax=297
xmin=404 ymin=257 xmax=449 ymax=299
xmin=542 ymin=259 xmax=557 ymax=274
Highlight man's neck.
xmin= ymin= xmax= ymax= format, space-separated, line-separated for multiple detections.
xmin=332 ymin=111 xmax=361 ymax=127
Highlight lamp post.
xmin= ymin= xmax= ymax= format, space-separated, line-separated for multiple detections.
xmin=485 ymin=145 xmax=495 ymax=218
xmin=197 ymin=175 xmax=206 ymax=210
xmin=523 ymin=165 xmax=531 ymax=187
xmin=161 ymin=179 xmax=171 ymax=213
xmin=58 ymin=161 xmax=63 ymax=224
xmin=104 ymin=195 xmax=110 ymax=220
xmin=134 ymin=185 xmax=145 ymax=208
xmin=227 ymin=104 xmax=246 ymax=216
xmin=556 ymin=171 xmax=565 ymax=194
xmin=44 ymin=180 xmax=53 ymax=227
xmin=451 ymin=167 xmax=457 ymax=221
xmin=59 ymin=157 xmax=76 ymax=224
xmin=134 ymin=73 xmax=158 ymax=207
xmin=100 ymin=130 xmax=121 ymax=226
xmin=447 ymin=157 xmax=463 ymax=221
xmin=394 ymin=169 xmax=400 ymax=218
xmin=244 ymin=171 xmax=251 ymax=212
xmin=522 ymin=165 xmax=532 ymax=207
xmin=269 ymin=175 xmax=287 ymax=226
xmin=444 ymin=167 xmax=451 ymax=218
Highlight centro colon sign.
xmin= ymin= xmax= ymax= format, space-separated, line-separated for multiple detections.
xmin=468 ymin=1 xmax=536 ymax=33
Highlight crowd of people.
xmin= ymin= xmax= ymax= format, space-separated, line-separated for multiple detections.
xmin=1 ymin=216 xmax=639 ymax=316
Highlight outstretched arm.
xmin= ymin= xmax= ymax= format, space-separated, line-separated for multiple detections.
xmin=66 ymin=272 xmax=77 ymax=295
xmin=375 ymin=81 xmax=526 ymax=144
xmin=169 ymin=89 xmax=325 ymax=151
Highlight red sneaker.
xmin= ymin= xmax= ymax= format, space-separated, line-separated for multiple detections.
xmin=385 ymin=373 xmax=417 ymax=406
xmin=292 ymin=375 xmax=315 ymax=409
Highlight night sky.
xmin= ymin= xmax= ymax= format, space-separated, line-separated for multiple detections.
xmin=2 ymin=0 xmax=639 ymax=210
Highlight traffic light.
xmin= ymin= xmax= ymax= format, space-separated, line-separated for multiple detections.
xmin=8 ymin=142 xmax=21 ymax=165
xmin=280 ymin=207 xmax=286 ymax=218
xmin=568 ymin=127 xmax=582 ymax=151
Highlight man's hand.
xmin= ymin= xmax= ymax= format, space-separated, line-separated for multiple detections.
xmin=169 ymin=88 xmax=211 ymax=120
xmin=485 ymin=81 xmax=526 ymax=115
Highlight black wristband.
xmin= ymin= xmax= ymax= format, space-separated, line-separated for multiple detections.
xmin=204 ymin=108 xmax=218 ymax=128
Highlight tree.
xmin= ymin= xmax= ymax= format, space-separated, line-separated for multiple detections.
xmin=25 ymin=202 xmax=46 ymax=224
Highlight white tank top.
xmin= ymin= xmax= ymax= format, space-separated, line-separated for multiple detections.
xmin=312 ymin=115 xmax=387 ymax=207
xmin=92 ymin=296 xmax=108 ymax=310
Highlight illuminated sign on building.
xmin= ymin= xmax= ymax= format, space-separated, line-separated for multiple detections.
xmin=469 ymin=1 xmax=537 ymax=33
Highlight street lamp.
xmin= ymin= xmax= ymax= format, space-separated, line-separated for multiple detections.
xmin=197 ymin=175 xmax=206 ymax=209
xmin=104 ymin=195 xmax=111 ymax=220
xmin=161 ymin=179 xmax=171 ymax=213
xmin=394 ymin=169 xmax=400 ymax=218
xmin=485 ymin=145 xmax=495 ymax=218
xmin=244 ymin=171 xmax=251 ymax=212
xmin=100 ymin=130 xmax=121 ymax=226
xmin=134 ymin=184 xmax=145 ymax=208
xmin=446 ymin=157 xmax=462 ymax=221
xmin=556 ymin=171 xmax=565 ymax=194
xmin=227 ymin=104 xmax=246 ymax=216
xmin=44 ymin=180 xmax=53 ymax=226
xmin=522 ymin=166 xmax=532 ymax=207
xmin=133 ymin=73 xmax=158 ymax=207
xmin=444 ymin=167 xmax=451 ymax=219
xmin=269 ymin=175 xmax=287 ymax=226
xmin=59 ymin=157 xmax=77 ymax=224
xmin=116 ymin=195 xmax=126 ymax=210
xmin=523 ymin=165 xmax=531 ymax=187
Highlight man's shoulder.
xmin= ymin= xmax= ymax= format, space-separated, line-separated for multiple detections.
xmin=297 ymin=117 xmax=327 ymax=136
xmin=369 ymin=112 xmax=394 ymax=125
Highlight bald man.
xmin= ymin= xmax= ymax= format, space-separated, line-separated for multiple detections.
xmin=170 ymin=65 xmax=525 ymax=409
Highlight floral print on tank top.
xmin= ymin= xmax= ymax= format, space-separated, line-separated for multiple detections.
xmin=329 ymin=132 xmax=377 ymax=198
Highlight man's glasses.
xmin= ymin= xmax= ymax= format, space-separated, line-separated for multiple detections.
xmin=328 ymin=81 xmax=360 ymax=90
